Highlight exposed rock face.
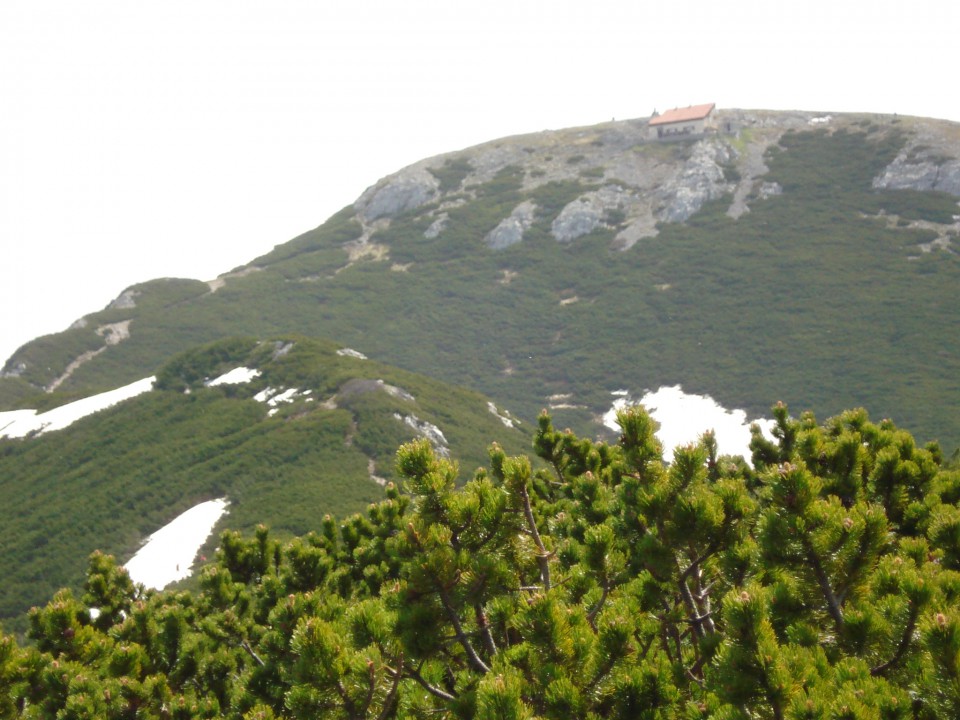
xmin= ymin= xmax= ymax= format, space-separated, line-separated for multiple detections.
xmin=108 ymin=288 xmax=140 ymax=310
xmin=485 ymin=201 xmax=537 ymax=249
xmin=354 ymin=166 xmax=440 ymax=221
xmin=337 ymin=377 xmax=412 ymax=401
xmin=758 ymin=181 xmax=783 ymax=199
xmin=551 ymin=185 xmax=628 ymax=243
xmin=1 ymin=361 xmax=26 ymax=378
xmin=657 ymin=140 xmax=735 ymax=223
xmin=97 ymin=320 xmax=131 ymax=346
xmin=424 ymin=213 xmax=449 ymax=239
xmin=873 ymin=146 xmax=960 ymax=196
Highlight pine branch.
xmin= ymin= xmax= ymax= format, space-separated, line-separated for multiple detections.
xmin=586 ymin=581 xmax=610 ymax=631
xmin=765 ymin=685 xmax=785 ymax=720
xmin=405 ymin=662 xmax=458 ymax=702
xmin=239 ymin=640 xmax=265 ymax=668
xmin=871 ymin=603 xmax=920 ymax=677
xmin=518 ymin=482 xmax=552 ymax=591
xmin=802 ymin=537 xmax=845 ymax=634
xmin=638 ymin=632 xmax=657 ymax=662
xmin=475 ymin=605 xmax=498 ymax=658
xmin=437 ymin=585 xmax=491 ymax=674
xmin=658 ymin=623 xmax=675 ymax=664
xmin=361 ymin=660 xmax=377 ymax=716
xmin=678 ymin=578 xmax=706 ymax=641
xmin=835 ymin=521 xmax=880 ymax=606
xmin=376 ymin=654 xmax=404 ymax=720
xmin=678 ymin=544 xmax=720 ymax=636
xmin=471 ymin=510 xmax=508 ymax=553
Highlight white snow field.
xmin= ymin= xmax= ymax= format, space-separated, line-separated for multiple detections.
xmin=124 ymin=499 xmax=230 ymax=590
xmin=603 ymin=385 xmax=774 ymax=462
xmin=0 ymin=376 xmax=156 ymax=439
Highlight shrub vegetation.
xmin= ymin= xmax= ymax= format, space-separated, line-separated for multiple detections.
xmin=4 ymin=403 xmax=960 ymax=718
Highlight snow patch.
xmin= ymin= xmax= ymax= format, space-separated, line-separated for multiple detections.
xmin=0 ymin=376 xmax=155 ymax=439
xmin=124 ymin=499 xmax=229 ymax=590
xmin=254 ymin=387 xmax=313 ymax=416
xmin=337 ymin=348 xmax=368 ymax=360
xmin=603 ymin=385 xmax=774 ymax=462
xmin=368 ymin=458 xmax=388 ymax=486
xmin=395 ymin=413 xmax=450 ymax=456
xmin=487 ymin=401 xmax=517 ymax=428
xmin=206 ymin=367 xmax=260 ymax=386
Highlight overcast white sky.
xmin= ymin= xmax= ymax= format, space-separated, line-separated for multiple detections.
xmin=1 ymin=0 xmax=957 ymax=365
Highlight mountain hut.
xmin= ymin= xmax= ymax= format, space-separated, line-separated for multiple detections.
xmin=648 ymin=103 xmax=716 ymax=140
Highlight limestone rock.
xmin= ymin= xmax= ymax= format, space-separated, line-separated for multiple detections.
xmin=873 ymin=147 xmax=960 ymax=196
xmin=354 ymin=166 xmax=440 ymax=221
xmin=657 ymin=139 xmax=735 ymax=223
xmin=485 ymin=201 xmax=537 ymax=249
xmin=424 ymin=213 xmax=449 ymax=239
xmin=758 ymin=181 xmax=782 ymax=199
xmin=108 ymin=288 xmax=140 ymax=310
xmin=0 ymin=360 xmax=27 ymax=378
xmin=613 ymin=212 xmax=659 ymax=250
xmin=551 ymin=185 xmax=628 ymax=243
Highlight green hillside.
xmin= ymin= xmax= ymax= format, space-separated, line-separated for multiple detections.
xmin=1 ymin=108 xmax=960 ymax=717
xmin=2 ymin=113 xmax=958 ymax=453
xmin=0 ymin=336 xmax=527 ymax=632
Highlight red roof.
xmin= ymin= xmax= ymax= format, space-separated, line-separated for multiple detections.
xmin=649 ymin=103 xmax=715 ymax=126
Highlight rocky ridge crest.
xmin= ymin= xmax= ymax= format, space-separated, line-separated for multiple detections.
xmin=345 ymin=109 xmax=960 ymax=260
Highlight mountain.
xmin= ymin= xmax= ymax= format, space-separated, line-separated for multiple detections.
xmin=0 ymin=335 xmax=528 ymax=631
xmin=2 ymin=108 xmax=960 ymax=630
xmin=3 ymin=109 xmax=958 ymax=453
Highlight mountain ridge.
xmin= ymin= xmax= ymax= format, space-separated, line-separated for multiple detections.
xmin=0 ymin=334 xmax=530 ymax=630
xmin=2 ymin=108 xmax=959 ymax=449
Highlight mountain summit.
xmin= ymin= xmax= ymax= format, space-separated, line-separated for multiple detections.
xmin=3 ymin=108 xmax=959 ymax=449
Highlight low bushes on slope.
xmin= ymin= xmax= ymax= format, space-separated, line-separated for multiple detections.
xmin=5 ymin=403 xmax=960 ymax=718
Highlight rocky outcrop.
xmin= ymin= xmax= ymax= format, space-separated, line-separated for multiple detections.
xmin=873 ymin=146 xmax=960 ymax=196
xmin=0 ymin=361 xmax=26 ymax=378
xmin=108 ymin=288 xmax=140 ymax=310
xmin=758 ymin=181 xmax=782 ymax=199
xmin=657 ymin=140 xmax=735 ymax=223
xmin=424 ymin=213 xmax=449 ymax=239
xmin=485 ymin=201 xmax=537 ymax=249
xmin=551 ymin=185 xmax=628 ymax=243
xmin=354 ymin=166 xmax=440 ymax=221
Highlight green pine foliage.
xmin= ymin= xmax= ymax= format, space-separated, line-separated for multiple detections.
xmin=5 ymin=403 xmax=960 ymax=718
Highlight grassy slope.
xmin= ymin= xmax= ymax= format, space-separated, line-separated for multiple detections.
xmin=0 ymin=336 xmax=527 ymax=632
xmin=1 ymin=125 xmax=958 ymax=455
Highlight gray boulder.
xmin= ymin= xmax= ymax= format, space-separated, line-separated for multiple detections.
xmin=354 ymin=167 xmax=440 ymax=221
xmin=424 ymin=213 xmax=449 ymax=239
xmin=485 ymin=201 xmax=537 ymax=249
xmin=758 ymin=181 xmax=783 ymax=199
xmin=551 ymin=186 xmax=627 ymax=243
xmin=657 ymin=140 xmax=735 ymax=223
xmin=874 ymin=148 xmax=960 ymax=196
